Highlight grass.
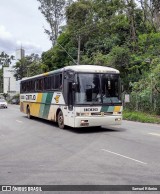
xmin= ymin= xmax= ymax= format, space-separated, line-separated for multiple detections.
xmin=123 ymin=110 xmax=160 ymax=124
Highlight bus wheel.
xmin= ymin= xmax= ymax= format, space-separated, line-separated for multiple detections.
xmin=27 ymin=107 xmax=32 ymax=119
xmin=58 ymin=110 xmax=64 ymax=129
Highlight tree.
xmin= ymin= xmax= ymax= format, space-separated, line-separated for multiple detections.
xmin=66 ymin=0 xmax=93 ymax=64
xmin=125 ymin=0 xmax=138 ymax=49
xmin=25 ymin=54 xmax=46 ymax=77
xmin=37 ymin=0 xmax=66 ymax=47
xmin=41 ymin=30 xmax=78 ymax=70
xmin=151 ymin=0 xmax=160 ymax=29
xmin=0 ymin=52 xmax=14 ymax=67
xmin=14 ymin=54 xmax=43 ymax=80
xmin=14 ymin=58 xmax=30 ymax=80
xmin=137 ymin=0 xmax=160 ymax=32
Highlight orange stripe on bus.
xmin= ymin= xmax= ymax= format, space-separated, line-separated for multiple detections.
xmin=30 ymin=93 xmax=43 ymax=117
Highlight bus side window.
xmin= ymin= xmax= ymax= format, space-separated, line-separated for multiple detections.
xmin=27 ymin=82 xmax=29 ymax=92
xmin=51 ymin=75 xmax=55 ymax=89
xmin=48 ymin=77 xmax=51 ymax=90
xmin=47 ymin=77 xmax=51 ymax=90
xmin=59 ymin=74 xmax=62 ymax=89
xmin=36 ymin=79 xmax=41 ymax=91
xmin=40 ymin=78 xmax=43 ymax=91
xmin=54 ymin=74 xmax=62 ymax=90
xmin=44 ymin=77 xmax=47 ymax=90
xmin=55 ymin=74 xmax=59 ymax=89
xmin=35 ymin=80 xmax=37 ymax=91
xmin=31 ymin=80 xmax=35 ymax=92
xmin=44 ymin=76 xmax=52 ymax=91
xmin=23 ymin=82 xmax=26 ymax=93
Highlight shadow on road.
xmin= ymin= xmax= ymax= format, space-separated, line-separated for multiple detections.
xmin=23 ymin=115 xmax=126 ymax=134
xmin=66 ymin=126 xmax=126 ymax=134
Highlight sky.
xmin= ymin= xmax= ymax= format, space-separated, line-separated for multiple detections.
xmin=0 ymin=0 xmax=52 ymax=57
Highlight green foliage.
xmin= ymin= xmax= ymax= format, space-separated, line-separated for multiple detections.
xmin=37 ymin=0 xmax=160 ymax=116
xmin=41 ymin=30 xmax=78 ymax=70
xmin=138 ymin=33 xmax=160 ymax=56
xmin=106 ymin=46 xmax=130 ymax=70
xmin=126 ymin=59 xmax=160 ymax=114
xmin=0 ymin=52 xmax=14 ymax=67
xmin=66 ymin=0 xmax=92 ymax=34
xmin=123 ymin=110 xmax=160 ymax=124
xmin=14 ymin=54 xmax=43 ymax=80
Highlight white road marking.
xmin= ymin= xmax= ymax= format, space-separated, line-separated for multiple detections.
xmin=101 ymin=149 xmax=147 ymax=165
xmin=16 ymin=120 xmax=23 ymax=123
xmin=148 ymin=133 xmax=160 ymax=137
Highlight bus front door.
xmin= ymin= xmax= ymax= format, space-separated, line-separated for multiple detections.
xmin=63 ymin=77 xmax=75 ymax=127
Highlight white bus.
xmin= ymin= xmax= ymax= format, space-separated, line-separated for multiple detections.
xmin=20 ymin=65 xmax=122 ymax=129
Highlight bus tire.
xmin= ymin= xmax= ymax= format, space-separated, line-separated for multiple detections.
xmin=27 ymin=107 xmax=32 ymax=119
xmin=57 ymin=110 xmax=64 ymax=129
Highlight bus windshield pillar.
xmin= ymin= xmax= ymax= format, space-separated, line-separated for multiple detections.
xmin=68 ymin=82 xmax=73 ymax=110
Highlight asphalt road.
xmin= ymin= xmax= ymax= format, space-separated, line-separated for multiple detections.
xmin=0 ymin=105 xmax=160 ymax=193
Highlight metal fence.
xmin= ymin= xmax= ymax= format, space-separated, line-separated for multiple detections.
xmin=123 ymin=92 xmax=160 ymax=115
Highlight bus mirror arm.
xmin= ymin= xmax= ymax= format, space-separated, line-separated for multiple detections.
xmin=72 ymin=82 xmax=78 ymax=90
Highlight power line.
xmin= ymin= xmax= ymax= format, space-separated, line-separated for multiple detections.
xmin=56 ymin=42 xmax=78 ymax=65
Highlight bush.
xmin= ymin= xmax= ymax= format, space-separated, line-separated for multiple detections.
xmin=123 ymin=110 xmax=160 ymax=124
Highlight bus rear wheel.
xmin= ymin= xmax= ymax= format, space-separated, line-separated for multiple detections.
xmin=57 ymin=110 xmax=64 ymax=129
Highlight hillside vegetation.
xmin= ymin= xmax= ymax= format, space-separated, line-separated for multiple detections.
xmin=40 ymin=0 xmax=160 ymax=115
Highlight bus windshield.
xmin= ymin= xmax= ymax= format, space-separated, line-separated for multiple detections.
xmin=75 ymin=73 xmax=121 ymax=104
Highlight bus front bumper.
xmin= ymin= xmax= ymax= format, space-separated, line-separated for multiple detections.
xmin=74 ymin=115 xmax=122 ymax=128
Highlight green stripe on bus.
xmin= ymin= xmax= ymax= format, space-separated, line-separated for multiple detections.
xmin=43 ymin=93 xmax=54 ymax=119
xmin=39 ymin=93 xmax=47 ymax=118
xmin=101 ymin=106 xmax=114 ymax=112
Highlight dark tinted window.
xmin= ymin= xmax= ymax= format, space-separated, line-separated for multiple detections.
xmin=21 ymin=73 xmax=62 ymax=93
xmin=44 ymin=76 xmax=52 ymax=90
xmin=35 ymin=78 xmax=43 ymax=91
xmin=21 ymin=79 xmax=36 ymax=93
xmin=53 ymin=74 xmax=62 ymax=90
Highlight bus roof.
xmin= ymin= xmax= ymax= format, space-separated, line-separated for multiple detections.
xmin=63 ymin=65 xmax=119 ymax=73
xmin=21 ymin=65 xmax=119 ymax=82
